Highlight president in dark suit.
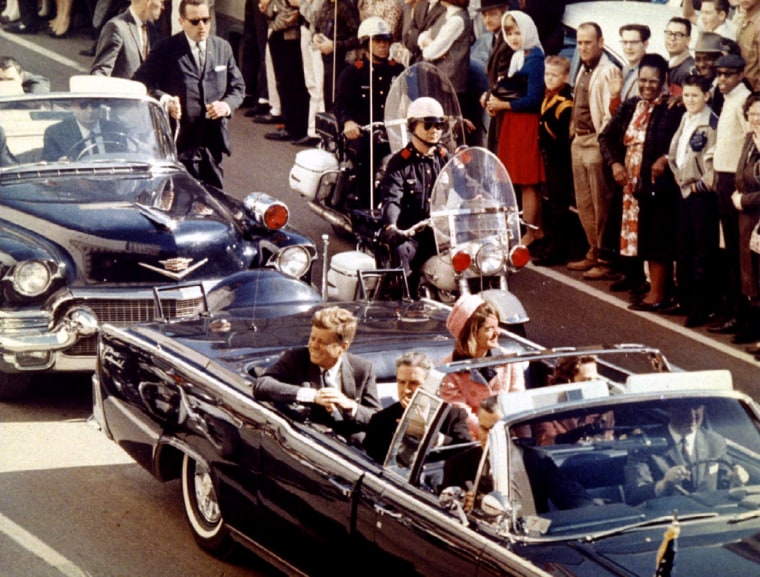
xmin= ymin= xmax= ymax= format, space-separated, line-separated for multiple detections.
xmin=42 ymin=101 xmax=125 ymax=161
xmin=132 ymin=0 xmax=245 ymax=188
xmin=625 ymin=402 xmax=749 ymax=505
xmin=363 ymin=352 xmax=472 ymax=463
xmin=91 ymin=0 xmax=164 ymax=79
xmin=253 ymin=307 xmax=381 ymax=433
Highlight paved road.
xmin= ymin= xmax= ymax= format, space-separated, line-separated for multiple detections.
xmin=0 ymin=28 xmax=757 ymax=577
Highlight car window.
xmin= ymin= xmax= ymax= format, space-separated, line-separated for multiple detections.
xmin=0 ymin=96 xmax=171 ymax=167
xmin=499 ymin=396 xmax=760 ymax=536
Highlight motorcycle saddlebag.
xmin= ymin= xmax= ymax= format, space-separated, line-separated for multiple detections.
xmin=289 ymin=149 xmax=339 ymax=200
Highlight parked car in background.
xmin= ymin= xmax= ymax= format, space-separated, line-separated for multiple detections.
xmin=0 ymin=77 xmax=317 ymax=399
xmin=92 ymin=286 xmax=760 ymax=576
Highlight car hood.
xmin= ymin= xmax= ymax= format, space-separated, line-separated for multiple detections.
xmin=521 ymin=517 xmax=760 ymax=576
xmin=0 ymin=170 xmax=254 ymax=284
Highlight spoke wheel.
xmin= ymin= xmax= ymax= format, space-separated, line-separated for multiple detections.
xmin=181 ymin=453 xmax=235 ymax=557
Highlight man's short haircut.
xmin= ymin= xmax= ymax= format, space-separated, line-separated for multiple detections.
xmin=744 ymin=92 xmax=760 ymax=120
xmin=396 ymin=351 xmax=434 ymax=374
xmin=180 ymin=0 xmax=211 ymax=17
xmin=552 ymin=355 xmax=598 ymax=384
xmin=668 ymin=16 xmax=692 ymax=36
xmin=0 ymin=56 xmax=21 ymax=72
xmin=682 ymin=73 xmax=712 ymax=93
xmin=545 ymin=55 xmax=570 ymax=74
xmin=578 ymin=22 xmax=603 ymax=41
xmin=312 ymin=306 xmax=358 ymax=346
xmin=704 ymin=0 xmax=730 ymax=15
xmin=619 ymin=23 xmax=651 ymax=43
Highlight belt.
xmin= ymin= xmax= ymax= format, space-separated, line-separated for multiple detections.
xmin=575 ymin=128 xmax=596 ymax=136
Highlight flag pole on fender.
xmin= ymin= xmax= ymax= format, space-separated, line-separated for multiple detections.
xmin=655 ymin=513 xmax=680 ymax=577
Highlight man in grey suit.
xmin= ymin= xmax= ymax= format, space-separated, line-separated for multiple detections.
xmin=625 ymin=402 xmax=749 ymax=505
xmin=42 ymin=100 xmax=124 ymax=161
xmin=253 ymin=306 xmax=381 ymax=434
xmin=91 ymin=0 xmax=164 ymax=79
xmin=133 ymin=0 xmax=245 ymax=188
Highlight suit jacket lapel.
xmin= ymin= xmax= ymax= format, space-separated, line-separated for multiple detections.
xmin=340 ymin=356 xmax=356 ymax=400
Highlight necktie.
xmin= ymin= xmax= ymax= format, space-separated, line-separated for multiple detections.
xmin=197 ymin=42 xmax=205 ymax=72
xmin=141 ymin=24 xmax=148 ymax=59
xmin=680 ymin=437 xmax=691 ymax=463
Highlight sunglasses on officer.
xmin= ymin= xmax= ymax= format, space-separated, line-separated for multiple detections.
xmin=418 ymin=117 xmax=447 ymax=131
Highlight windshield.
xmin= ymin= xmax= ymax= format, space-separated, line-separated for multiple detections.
xmin=429 ymin=147 xmax=520 ymax=254
xmin=500 ymin=396 xmax=760 ymax=538
xmin=0 ymin=95 xmax=174 ymax=169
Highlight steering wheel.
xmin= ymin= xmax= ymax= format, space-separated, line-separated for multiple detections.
xmin=67 ymin=132 xmax=143 ymax=160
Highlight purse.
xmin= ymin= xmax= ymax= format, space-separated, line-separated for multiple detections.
xmin=490 ymin=86 xmax=522 ymax=101
xmin=750 ymin=221 xmax=760 ymax=255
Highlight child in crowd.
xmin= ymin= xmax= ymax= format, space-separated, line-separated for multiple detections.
xmin=534 ymin=54 xmax=573 ymax=265
xmin=667 ymin=74 xmax=719 ymax=327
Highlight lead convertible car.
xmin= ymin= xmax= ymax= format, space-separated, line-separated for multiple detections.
xmin=0 ymin=77 xmax=316 ymax=398
xmin=93 ymin=292 xmax=760 ymax=577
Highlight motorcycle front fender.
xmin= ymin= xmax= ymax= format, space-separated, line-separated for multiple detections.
xmin=479 ymin=288 xmax=530 ymax=326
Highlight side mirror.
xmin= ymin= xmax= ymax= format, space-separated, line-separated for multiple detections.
xmin=439 ymin=486 xmax=468 ymax=525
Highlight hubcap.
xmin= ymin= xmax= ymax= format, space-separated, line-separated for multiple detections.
xmin=194 ymin=467 xmax=221 ymax=525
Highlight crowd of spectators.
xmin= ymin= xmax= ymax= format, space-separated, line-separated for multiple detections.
xmin=3 ymin=0 xmax=759 ymax=356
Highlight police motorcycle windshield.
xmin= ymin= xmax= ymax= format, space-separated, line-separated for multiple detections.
xmin=429 ymin=147 xmax=520 ymax=256
xmin=384 ymin=62 xmax=465 ymax=154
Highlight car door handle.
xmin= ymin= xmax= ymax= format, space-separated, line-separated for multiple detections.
xmin=373 ymin=504 xmax=403 ymax=519
xmin=328 ymin=476 xmax=354 ymax=498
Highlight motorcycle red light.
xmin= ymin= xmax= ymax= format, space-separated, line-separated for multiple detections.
xmin=265 ymin=204 xmax=289 ymax=229
xmin=451 ymin=251 xmax=472 ymax=273
xmin=510 ymin=245 xmax=531 ymax=269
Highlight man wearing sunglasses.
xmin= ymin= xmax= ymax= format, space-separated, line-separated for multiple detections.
xmin=379 ymin=96 xmax=449 ymax=295
xmin=42 ymin=100 xmax=124 ymax=161
xmin=133 ymin=0 xmax=245 ymax=188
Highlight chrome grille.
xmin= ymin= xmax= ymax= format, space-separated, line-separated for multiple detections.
xmin=65 ymin=296 xmax=204 ymax=356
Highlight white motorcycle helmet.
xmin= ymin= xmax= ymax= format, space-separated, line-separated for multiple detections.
xmin=357 ymin=16 xmax=393 ymax=43
xmin=406 ymin=97 xmax=446 ymax=132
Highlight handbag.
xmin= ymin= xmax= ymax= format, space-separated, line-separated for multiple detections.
xmin=750 ymin=221 xmax=760 ymax=255
xmin=490 ymin=85 xmax=522 ymax=101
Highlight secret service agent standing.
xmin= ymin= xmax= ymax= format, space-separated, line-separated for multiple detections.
xmin=380 ymin=96 xmax=449 ymax=294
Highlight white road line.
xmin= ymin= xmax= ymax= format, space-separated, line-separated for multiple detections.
xmin=0 ymin=31 xmax=88 ymax=73
xmin=526 ymin=262 xmax=760 ymax=366
xmin=0 ymin=513 xmax=90 ymax=577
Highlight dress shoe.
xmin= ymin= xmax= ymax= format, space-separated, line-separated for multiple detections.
xmin=660 ymin=301 xmax=685 ymax=316
xmin=582 ymin=265 xmax=619 ymax=280
xmin=253 ymin=113 xmax=283 ymax=124
xmin=291 ymin=135 xmax=320 ymax=147
xmin=707 ymin=317 xmax=740 ymax=334
xmin=628 ymin=299 xmax=671 ymax=312
xmin=566 ymin=258 xmax=596 ymax=272
xmin=244 ymin=102 xmax=271 ymax=117
xmin=4 ymin=21 xmax=40 ymax=33
xmin=264 ymin=128 xmax=295 ymax=141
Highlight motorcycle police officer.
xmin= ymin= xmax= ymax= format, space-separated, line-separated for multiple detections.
xmin=380 ymin=97 xmax=449 ymax=295
xmin=333 ymin=16 xmax=404 ymax=207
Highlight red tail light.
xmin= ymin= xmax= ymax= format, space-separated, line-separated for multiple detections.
xmin=265 ymin=204 xmax=289 ymax=229
xmin=451 ymin=250 xmax=472 ymax=273
xmin=509 ymin=245 xmax=531 ymax=269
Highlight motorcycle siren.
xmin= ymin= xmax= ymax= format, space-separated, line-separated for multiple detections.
xmin=357 ymin=16 xmax=393 ymax=43
xmin=406 ymin=97 xmax=447 ymax=132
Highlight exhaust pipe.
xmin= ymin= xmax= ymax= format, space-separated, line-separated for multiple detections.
xmin=306 ymin=201 xmax=352 ymax=233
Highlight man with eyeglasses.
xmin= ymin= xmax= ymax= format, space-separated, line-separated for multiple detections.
xmin=708 ymin=53 xmax=751 ymax=335
xmin=665 ymin=17 xmax=695 ymax=95
xmin=42 ymin=100 xmax=124 ymax=161
xmin=133 ymin=0 xmax=245 ymax=189
xmin=615 ymin=24 xmax=650 ymax=102
xmin=379 ymin=96 xmax=450 ymax=295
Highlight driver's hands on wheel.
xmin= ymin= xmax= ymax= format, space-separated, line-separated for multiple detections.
xmin=655 ymin=465 xmax=691 ymax=496
xmin=728 ymin=464 xmax=750 ymax=487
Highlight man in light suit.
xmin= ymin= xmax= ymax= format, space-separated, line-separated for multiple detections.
xmin=132 ymin=0 xmax=245 ymax=188
xmin=253 ymin=306 xmax=381 ymax=435
xmin=91 ymin=0 xmax=164 ymax=79
xmin=625 ymin=402 xmax=749 ymax=505
xmin=42 ymin=100 xmax=125 ymax=161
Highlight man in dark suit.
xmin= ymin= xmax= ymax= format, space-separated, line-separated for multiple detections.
xmin=625 ymin=402 xmax=749 ymax=505
xmin=132 ymin=0 xmax=245 ymax=188
xmin=91 ymin=0 xmax=164 ymax=79
xmin=363 ymin=352 xmax=472 ymax=463
xmin=403 ymin=0 xmax=446 ymax=65
xmin=253 ymin=306 xmax=381 ymax=433
xmin=42 ymin=100 xmax=125 ymax=161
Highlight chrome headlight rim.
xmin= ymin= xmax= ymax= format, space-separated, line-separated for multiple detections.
xmin=475 ymin=242 xmax=506 ymax=276
xmin=10 ymin=260 xmax=56 ymax=298
xmin=270 ymin=245 xmax=313 ymax=279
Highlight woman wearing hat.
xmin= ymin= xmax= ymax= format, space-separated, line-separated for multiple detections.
xmin=439 ymin=294 xmax=525 ymax=437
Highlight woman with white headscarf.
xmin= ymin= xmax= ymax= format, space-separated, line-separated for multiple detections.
xmin=486 ymin=10 xmax=545 ymax=248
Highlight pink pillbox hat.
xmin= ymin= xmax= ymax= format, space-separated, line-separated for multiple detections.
xmin=446 ymin=294 xmax=486 ymax=338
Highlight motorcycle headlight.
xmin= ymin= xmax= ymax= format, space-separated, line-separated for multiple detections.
xmin=11 ymin=260 xmax=54 ymax=297
xmin=475 ymin=243 xmax=505 ymax=275
xmin=271 ymin=246 xmax=312 ymax=279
